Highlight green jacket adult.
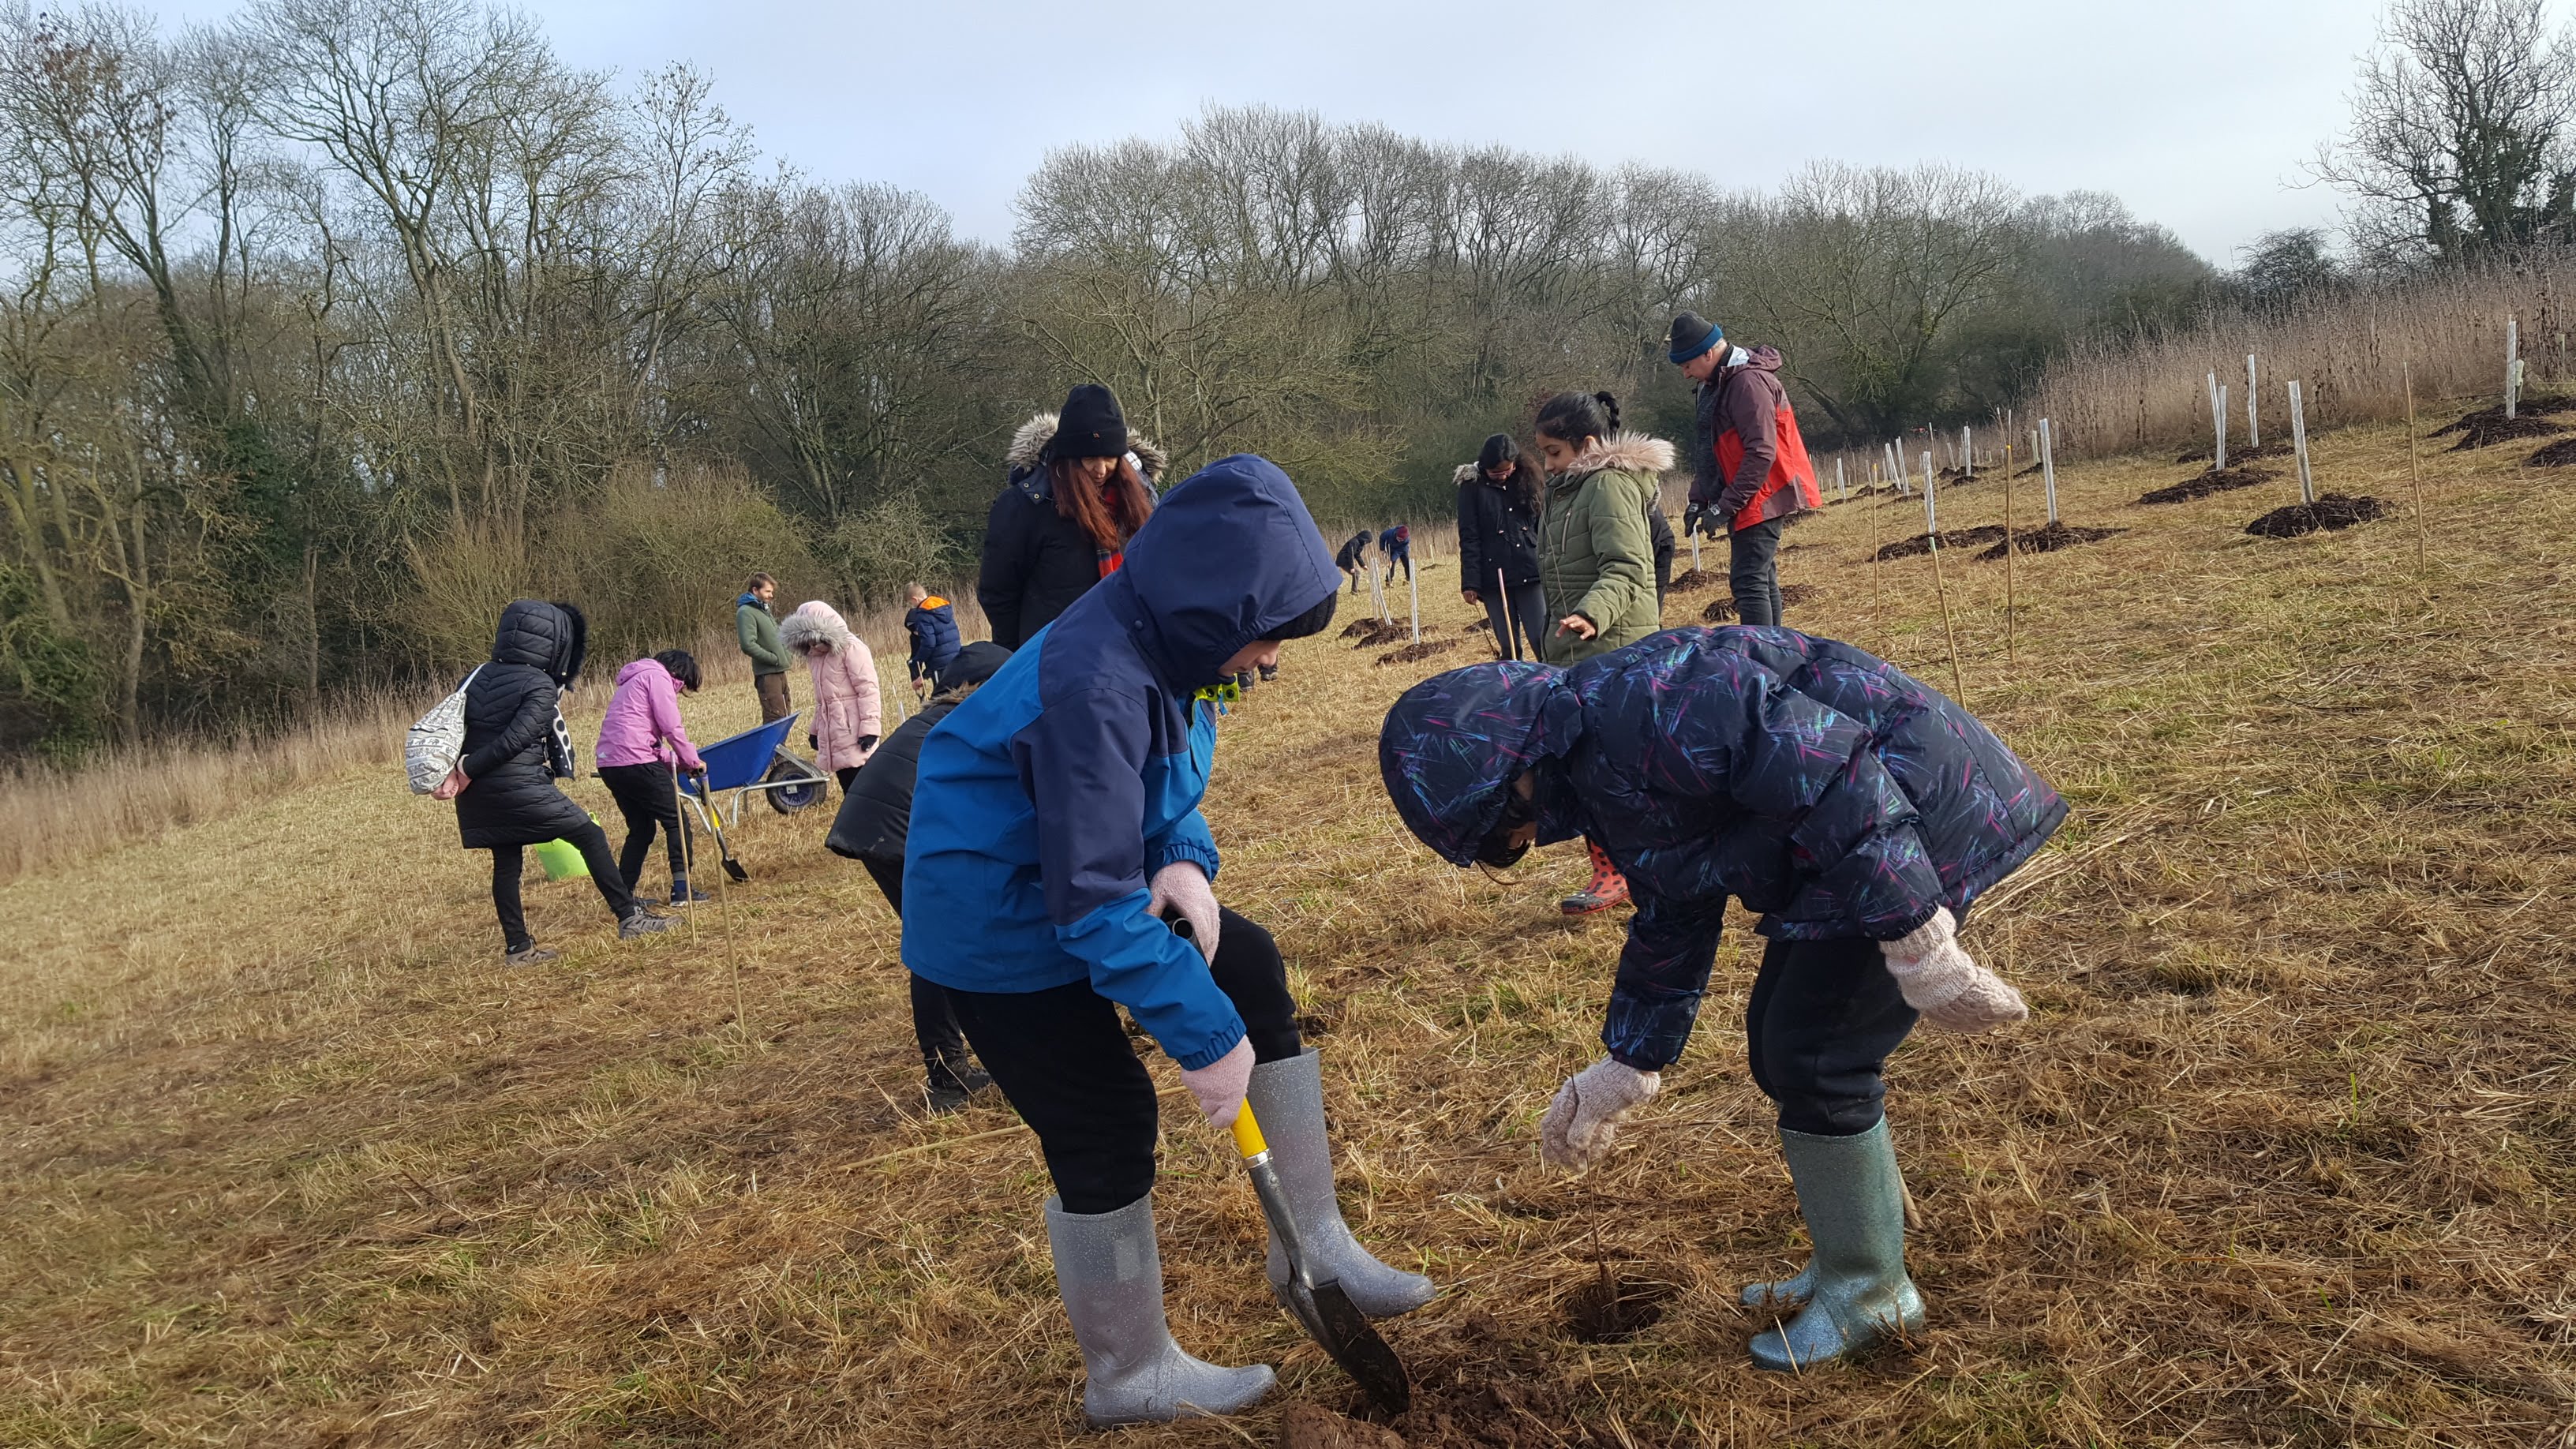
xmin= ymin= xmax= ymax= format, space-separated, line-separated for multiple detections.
xmin=1537 ymin=432 xmax=1675 ymax=665
xmin=736 ymin=591 xmax=788 ymax=678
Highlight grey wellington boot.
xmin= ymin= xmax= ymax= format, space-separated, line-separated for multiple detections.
xmin=1747 ymin=1121 xmax=1926 ymax=1372
xmin=1043 ymin=1194 xmax=1275 ymax=1426
xmin=1242 ymin=1047 xmax=1436 ymax=1318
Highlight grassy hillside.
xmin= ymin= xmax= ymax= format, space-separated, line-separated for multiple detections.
xmin=3 ymin=412 xmax=2571 ymax=1447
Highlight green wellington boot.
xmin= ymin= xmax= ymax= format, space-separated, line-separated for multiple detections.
xmin=1741 ymin=1134 xmax=1915 ymax=1311
xmin=1747 ymin=1121 xmax=1926 ymax=1371
xmin=1043 ymin=1193 xmax=1276 ymax=1425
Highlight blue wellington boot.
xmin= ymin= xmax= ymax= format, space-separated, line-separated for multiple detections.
xmin=1043 ymin=1194 xmax=1275 ymax=1426
xmin=1747 ymin=1121 xmax=1926 ymax=1372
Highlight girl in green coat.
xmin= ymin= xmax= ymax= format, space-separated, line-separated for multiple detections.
xmin=1533 ymin=390 xmax=1676 ymax=913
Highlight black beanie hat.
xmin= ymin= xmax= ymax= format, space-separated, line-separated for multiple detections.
xmin=1047 ymin=384 xmax=1129 ymax=462
xmin=1666 ymin=311 xmax=1723 ymax=365
xmin=1273 ymin=590 xmax=1339 ymax=642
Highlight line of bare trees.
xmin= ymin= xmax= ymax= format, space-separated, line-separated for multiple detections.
xmin=0 ymin=0 xmax=2348 ymax=758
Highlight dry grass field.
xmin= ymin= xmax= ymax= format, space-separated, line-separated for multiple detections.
xmin=4 ymin=410 xmax=2574 ymax=1448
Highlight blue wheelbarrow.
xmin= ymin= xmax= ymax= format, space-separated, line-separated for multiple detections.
xmin=679 ymin=712 xmax=830 ymax=830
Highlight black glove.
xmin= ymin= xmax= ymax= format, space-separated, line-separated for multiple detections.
xmin=855 ymin=735 xmax=878 ymax=753
xmin=807 ymin=732 xmax=818 ymax=750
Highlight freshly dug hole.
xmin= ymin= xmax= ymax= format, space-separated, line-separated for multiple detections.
xmin=1978 ymin=521 xmax=2128 ymax=559
xmin=2136 ymin=465 xmax=2278 ymax=504
xmin=2245 ymin=492 xmax=2391 ymax=537
xmin=1875 ymin=524 xmax=2008 ymax=560
xmin=1700 ymin=582 xmax=1818 ymax=622
xmin=1563 ymin=1272 xmax=1676 ymax=1342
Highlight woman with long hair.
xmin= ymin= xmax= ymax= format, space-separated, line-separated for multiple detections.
xmin=1455 ymin=432 xmax=1545 ymax=661
xmin=1531 ymin=390 xmax=1672 ymax=915
xmin=976 ymin=384 xmax=1163 ymax=650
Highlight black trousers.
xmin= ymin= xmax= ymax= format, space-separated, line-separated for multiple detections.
xmin=859 ymin=855 xmax=975 ymax=1088
xmin=598 ymin=762 xmax=692 ymax=886
xmin=1730 ymin=517 xmax=1787 ymax=627
xmin=1743 ymin=934 xmax=1919 ymax=1136
xmin=945 ymin=906 xmax=1301 ymax=1214
xmin=836 ymin=766 xmax=859 ymax=794
xmin=1481 ymin=581 xmax=1547 ymax=661
xmin=489 ymin=821 xmax=635 ymax=952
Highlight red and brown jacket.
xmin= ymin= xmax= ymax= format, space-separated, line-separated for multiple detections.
xmin=1690 ymin=346 xmax=1822 ymax=531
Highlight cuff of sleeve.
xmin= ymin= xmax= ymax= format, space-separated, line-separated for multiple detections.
xmin=1876 ymin=903 xmax=1950 ymax=949
xmin=1606 ymin=1043 xmax=1673 ymax=1073
xmin=1170 ymin=1020 xmax=1248 ymax=1072
xmin=1150 ymin=837 xmax=1222 ymax=884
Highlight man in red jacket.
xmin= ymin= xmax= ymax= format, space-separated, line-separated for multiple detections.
xmin=1668 ymin=312 xmax=1822 ymax=626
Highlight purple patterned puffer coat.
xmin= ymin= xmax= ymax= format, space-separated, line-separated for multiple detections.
xmin=1379 ymin=627 xmax=2065 ymax=1070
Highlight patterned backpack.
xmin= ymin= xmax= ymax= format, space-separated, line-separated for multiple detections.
xmin=404 ymin=666 xmax=482 ymax=794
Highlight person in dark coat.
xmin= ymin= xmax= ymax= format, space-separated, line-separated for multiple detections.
xmin=1455 ymin=433 xmax=1546 ymax=661
xmin=1646 ymin=495 xmax=1676 ymax=605
xmin=907 ymin=455 xmax=1428 ymax=1426
xmin=901 ymin=582 xmax=962 ymax=696
xmin=1668 ymin=312 xmax=1822 ymax=627
xmin=1334 ymin=530 xmax=1371 ymax=593
xmin=1380 ymin=627 xmax=2065 ymax=1373
xmin=976 ymin=384 xmax=1164 ymax=650
xmin=826 ymin=640 xmax=1010 ymax=1112
xmin=437 ymin=600 xmax=674 ymax=964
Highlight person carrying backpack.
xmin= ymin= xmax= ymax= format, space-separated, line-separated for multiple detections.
xmin=433 ymin=600 xmax=674 ymax=964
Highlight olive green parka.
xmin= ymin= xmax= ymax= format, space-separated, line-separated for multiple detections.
xmin=1537 ymin=432 xmax=1676 ymax=664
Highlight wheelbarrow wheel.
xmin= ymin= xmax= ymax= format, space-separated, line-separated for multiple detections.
xmin=766 ymin=753 xmax=828 ymax=814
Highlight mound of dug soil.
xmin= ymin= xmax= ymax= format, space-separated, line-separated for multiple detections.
xmin=1664 ymin=567 xmax=1720 ymax=593
xmin=2448 ymin=413 xmax=2568 ymax=451
xmin=1876 ymin=524 xmax=2009 ymax=560
xmin=1977 ymin=521 xmax=2129 ymax=559
xmin=1563 ymin=1271 xmax=1676 ymax=1343
xmin=2137 ymin=466 xmax=2278 ymax=504
xmin=2526 ymin=437 xmax=2576 ymax=466
xmin=1375 ymin=638 xmax=1458 ymax=666
xmin=1380 ymin=1310 xmax=1625 ymax=1449
xmin=1701 ymin=582 xmax=1818 ymax=622
xmin=1345 ymin=620 xmax=1406 ymax=648
xmin=2430 ymin=396 xmax=2576 ymax=436
xmin=2245 ymin=492 xmax=2391 ymax=537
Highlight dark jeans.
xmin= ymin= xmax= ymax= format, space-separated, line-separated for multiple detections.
xmin=598 ymin=761 xmax=691 ymax=886
xmin=489 ymin=821 xmax=635 ymax=953
xmin=1480 ymin=582 xmax=1547 ymax=661
xmin=754 ymin=671 xmax=791 ymax=723
xmin=859 ymin=855 xmax=975 ymax=1088
xmin=945 ymin=905 xmax=1301 ymax=1214
xmin=1730 ymin=517 xmax=1787 ymax=627
xmin=1744 ymin=934 xmax=1919 ymax=1136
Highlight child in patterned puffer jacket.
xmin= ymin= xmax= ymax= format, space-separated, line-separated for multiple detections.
xmin=1379 ymin=625 xmax=2065 ymax=1375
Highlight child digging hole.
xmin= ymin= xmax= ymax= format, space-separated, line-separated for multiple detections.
xmin=1379 ymin=628 xmax=2065 ymax=1372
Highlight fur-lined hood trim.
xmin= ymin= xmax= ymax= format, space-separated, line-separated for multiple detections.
xmin=1453 ymin=462 xmax=1480 ymax=485
xmin=780 ymin=600 xmax=855 ymax=656
xmin=1559 ymin=431 xmax=1675 ymax=480
xmin=1005 ymin=411 xmax=1168 ymax=481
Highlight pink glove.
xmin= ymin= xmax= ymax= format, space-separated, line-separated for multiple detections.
xmin=1179 ymin=1037 xmax=1254 ymax=1127
xmin=1539 ymin=1058 xmax=1661 ymax=1169
xmin=1147 ymin=862 xmax=1219 ymax=963
xmin=1880 ymin=908 xmax=2027 ymax=1032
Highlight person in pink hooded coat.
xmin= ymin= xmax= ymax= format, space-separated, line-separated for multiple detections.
xmin=594 ymin=649 xmax=712 ymax=906
xmin=779 ymin=601 xmax=883 ymax=792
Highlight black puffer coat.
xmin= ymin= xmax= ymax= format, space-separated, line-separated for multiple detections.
xmin=976 ymin=413 xmax=1166 ymax=650
xmin=455 ymin=599 xmax=591 ymax=849
xmin=1453 ymin=462 xmax=1541 ymax=592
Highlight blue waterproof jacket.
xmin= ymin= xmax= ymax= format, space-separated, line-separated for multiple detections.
xmin=1380 ymin=627 xmax=2065 ymax=1072
xmin=904 ymin=598 xmax=963 ymax=684
xmin=903 ymin=455 xmax=1339 ymax=1069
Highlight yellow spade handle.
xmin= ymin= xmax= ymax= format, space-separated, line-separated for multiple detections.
xmin=1229 ymin=1100 xmax=1268 ymax=1159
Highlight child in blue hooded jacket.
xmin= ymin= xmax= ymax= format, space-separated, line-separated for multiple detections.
xmin=903 ymin=453 xmax=1433 ymax=1428
xmin=1380 ymin=629 xmax=2064 ymax=1374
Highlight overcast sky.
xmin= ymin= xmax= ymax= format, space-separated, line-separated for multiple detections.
xmin=162 ymin=0 xmax=2382 ymax=265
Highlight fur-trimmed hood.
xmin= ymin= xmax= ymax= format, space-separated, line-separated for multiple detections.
xmin=1453 ymin=462 xmax=1480 ymax=486
xmin=779 ymin=600 xmax=856 ymax=655
xmin=1005 ymin=411 xmax=1168 ymax=481
xmin=1556 ymin=431 xmax=1676 ymax=481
